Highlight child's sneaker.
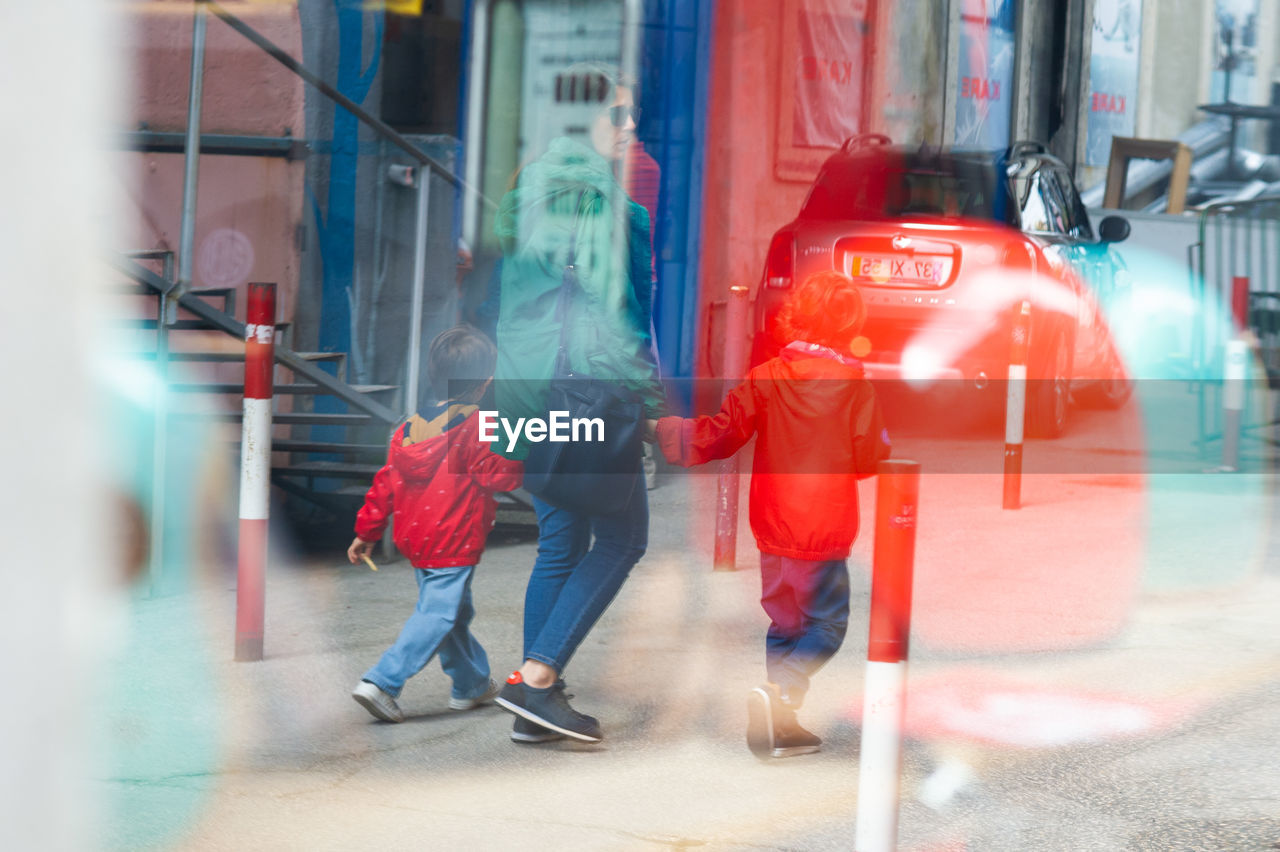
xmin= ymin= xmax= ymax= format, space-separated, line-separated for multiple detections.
xmin=746 ymin=684 xmax=821 ymax=759
xmin=772 ymin=719 xmax=822 ymax=758
xmin=448 ymin=678 xmax=500 ymax=711
xmin=352 ymin=680 xmax=404 ymax=723
xmin=510 ymin=716 xmax=566 ymax=744
xmin=494 ymin=671 xmax=602 ymax=742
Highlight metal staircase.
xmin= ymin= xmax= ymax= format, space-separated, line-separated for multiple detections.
xmin=112 ymin=251 xmax=401 ymax=522
xmin=112 ymin=251 xmax=537 ymax=535
xmin=110 ymin=2 xmax=535 ymax=542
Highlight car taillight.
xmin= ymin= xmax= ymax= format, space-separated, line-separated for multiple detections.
xmin=764 ymin=231 xmax=794 ymax=289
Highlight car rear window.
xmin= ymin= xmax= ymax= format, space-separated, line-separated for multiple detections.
xmin=801 ymin=154 xmax=1008 ymax=224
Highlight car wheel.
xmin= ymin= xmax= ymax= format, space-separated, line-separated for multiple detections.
xmin=1026 ymin=330 xmax=1070 ymax=438
xmin=1075 ymin=346 xmax=1133 ymax=409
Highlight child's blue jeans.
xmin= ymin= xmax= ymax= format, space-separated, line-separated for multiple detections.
xmin=760 ymin=554 xmax=851 ymax=707
xmin=362 ymin=564 xmax=491 ymax=701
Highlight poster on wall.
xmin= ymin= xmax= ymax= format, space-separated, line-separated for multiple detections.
xmin=1085 ymin=0 xmax=1143 ymax=166
xmin=954 ymin=0 xmax=1015 ymax=148
xmin=1210 ymin=0 xmax=1261 ymax=103
xmin=520 ymin=1 xmax=626 ymax=166
xmin=776 ymin=0 xmax=869 ymax=182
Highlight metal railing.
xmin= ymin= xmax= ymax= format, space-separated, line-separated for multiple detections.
xmin=1188 ymin=195 xmax=1280 ymax=450
xmin=112 ymin=254 xmax=401 ymax=425
xmin=174 ymin=0 xmax=495 ymax=415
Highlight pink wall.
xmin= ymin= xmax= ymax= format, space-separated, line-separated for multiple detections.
xmin=122 ymin=1 xmax=305 ymax=325
xmin=696 ymin=0 xmax=922 ymax=380
xmin=697 ymin=0 xmax=807 ymax=378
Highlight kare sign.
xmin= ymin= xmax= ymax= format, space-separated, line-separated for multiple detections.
xmin=954 ymin=0 xmax=1015 ymax=148
xmin=1086 ymin=0 xmax=1144 ymax=166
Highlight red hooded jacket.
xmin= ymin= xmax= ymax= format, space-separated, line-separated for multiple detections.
xmin=355 ymin=403 xmax=523 ymax=569
xmin=657 ymin=342 xmax=891 ymax=561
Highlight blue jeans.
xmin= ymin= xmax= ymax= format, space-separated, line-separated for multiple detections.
xmin=523 ymin=476 xmax=648 ymax=673
xmin=760 ymin=554 xmax=851 ymax=705
xmin=363 ymin=565 xmax=491 ymax=701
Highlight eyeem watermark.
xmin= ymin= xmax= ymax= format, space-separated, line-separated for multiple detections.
xmin=478 ymin=410 xmax=604 ymax=452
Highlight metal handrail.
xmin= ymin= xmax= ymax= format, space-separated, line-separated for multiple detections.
xmin=202 ymin=0 xmax=493 ymax=208
xmin=114 ymin=255 xmax=401 ymax=426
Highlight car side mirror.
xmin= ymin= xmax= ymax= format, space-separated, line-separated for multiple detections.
xmin=1099 ymin=215 xmax=1130 ymax=244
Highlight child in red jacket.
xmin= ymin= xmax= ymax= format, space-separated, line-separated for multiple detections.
xmin=656 ymin=271 xmax=891 ymax=758
xmin=349 ymin=325 xmax=523 ymax=723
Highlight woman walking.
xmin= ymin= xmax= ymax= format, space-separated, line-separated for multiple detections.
xmin=491 ymin=65 xmax=664 ymax=744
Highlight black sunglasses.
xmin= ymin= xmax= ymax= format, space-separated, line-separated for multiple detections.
xmin=608 ymin=104 xmax=641 ymax=128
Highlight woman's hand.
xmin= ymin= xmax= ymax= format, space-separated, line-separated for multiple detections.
xmin=643 ymin=419 xmax=659 ymax=443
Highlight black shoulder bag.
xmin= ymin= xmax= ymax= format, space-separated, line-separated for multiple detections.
xmin=521 ymin=207 xmax=644 ymax=515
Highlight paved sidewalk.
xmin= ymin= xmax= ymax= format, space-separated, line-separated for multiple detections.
xmin=98 ymin=462 xmax=1280 ymax=850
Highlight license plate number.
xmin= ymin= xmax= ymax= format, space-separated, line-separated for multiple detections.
xmin=849 ymin=254 xmax=947 ymax=285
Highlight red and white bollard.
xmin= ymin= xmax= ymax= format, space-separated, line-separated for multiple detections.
xmin=856 ymin=459 xmax=920 ymax=852
xmin=1221 ymin=335 xmax=1248 ymax=472
xmin=1222 ymin=276 xmax=1250 ymax=472
xmin=236 ymin=282 xmax=275 ymax=662
xmin=1231 ymin=275 xmax=1250 ymax=331
xmin=1002 ymin=300 xmax=1031 ymax=510
xmin=714 ymin=285 xmax=751 ymax=571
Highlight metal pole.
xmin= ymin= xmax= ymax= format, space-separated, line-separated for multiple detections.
xmin=177 ymin=1 xmax=209 ymax=299
xmin=148 ymin=253 xmax=175 ymax=597
xmin=856 ymin=459 xmax=921 ymax=852
xmin=713 ymin=285 xmax=750 ymax=571
xmin=1003 ymin=300 xmax=1031 ymax=509
xmin=404 ymin=167 xmax=431 ymax=416
xmin=237 ymin=283 xmax=276 ymax=661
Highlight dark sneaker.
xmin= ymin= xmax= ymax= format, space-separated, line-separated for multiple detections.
xmin=352 ymin=680 xmax=404 ymax=723
xmin=494 ymin=672 xmax=603 ymax=743
xmin=746 ymin=685 xmax=777 ymax=758
xmin=510 ymin=715 xmax=566 ymax=744
xmin=772 ymin=720 xmax=822 ymax=758
xmin=448 ymin=678 xmax=501 ymax=711
xmin=747 ymin=684 xmax=821 ymax=758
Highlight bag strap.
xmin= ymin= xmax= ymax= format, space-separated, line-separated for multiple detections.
xmin=552 ymin=191 xmax=589 ymax=376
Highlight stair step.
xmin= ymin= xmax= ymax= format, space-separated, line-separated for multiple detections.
xmin=181 ymin=412 xmax=376 ymax=426
xmin=112 ymin=350 xmax=347 ymax=363
xmin=273 ymin=461 xmax=383 ymax=479
xmin=115 ymin=319 xmax=294 ymax=331
xmin=115 ymin=319 xmax=227 ymax=331
xmin=270 ymin=439 xmax=390 ymax=455
xmin=170 ymin=383 xmax=396 ymax=395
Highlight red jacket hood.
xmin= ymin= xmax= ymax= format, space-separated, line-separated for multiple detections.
xmin=387 ymin=402 xmax=479 ymax=481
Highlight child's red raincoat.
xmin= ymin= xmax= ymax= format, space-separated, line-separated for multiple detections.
xmin=657 ymin=342 xmax=891 ymax=560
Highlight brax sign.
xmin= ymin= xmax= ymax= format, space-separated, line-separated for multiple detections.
xmin=478 ymin=411 xmax=604 ymax=453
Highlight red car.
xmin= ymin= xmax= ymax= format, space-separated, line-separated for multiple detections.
xmin=751 ymin=137 xmax=1133 ymax=437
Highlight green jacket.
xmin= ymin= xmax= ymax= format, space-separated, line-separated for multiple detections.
xmin=493 ymin=137 xmax=664 ymax=457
